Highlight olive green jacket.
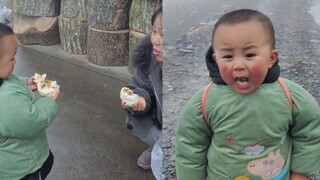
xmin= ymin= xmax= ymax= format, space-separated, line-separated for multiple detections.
xmin=0 ymin=74 xmax=58 ymax=179
xmin=176 ymin=79 xmax=320 ymax=180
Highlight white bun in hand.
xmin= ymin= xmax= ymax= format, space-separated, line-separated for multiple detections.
xmin=34 ymin=73 xmax=60 ymax=98
xmin=120 ymin=87 xmax=139 ymax=107
xmin=34 ymin=73 xmax=46 ymax=83
xmin=37 ymin=80 xmax=60 ymax=98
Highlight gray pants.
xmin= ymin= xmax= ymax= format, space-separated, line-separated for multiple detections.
xmin=133 ymin=123 xmax=162 ymax=146
xmin=126 ymin=113 xmax=162 ymax=146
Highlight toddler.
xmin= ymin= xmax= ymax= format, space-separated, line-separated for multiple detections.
xmin=175 ymin=9 xmax=320 ymax=180
xmin=0 ymin=23 xmax=59 ymax=179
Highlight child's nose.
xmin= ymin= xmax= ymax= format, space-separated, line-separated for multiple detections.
xmin=153 ymin=35 xmax=161 ymax=46
xmin=233 ymin=58 xmax=245 ymax=70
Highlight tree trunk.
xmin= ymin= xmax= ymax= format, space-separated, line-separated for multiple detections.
xmin=87 ymin=27 xmax=129 ymax=66
xmin=129 ymin=30 xmax=145 ymax=53
xmin=60 ymin=0 xmax=87 ymax=18
xmin=129 ymin=0 xmax=162 ymax=68
xmin=87 ymin=0 xmax=132 ymax=30
xmin=128 ymin=0 xmax=161 ymax=57
xmin=129 ymin=0 xmax=162 ymax=34
xmin=58 ymin=17 xmax=87 ymax=54
xmin=59 ymin=0 xmax=87 ymax=54
xmin=13 ymin=12 xmax=60 ymax=45
xmin=7 ymin=0 xmax=60 ymax=17
xmin=5 ymin=0 xmax=13 ymax=9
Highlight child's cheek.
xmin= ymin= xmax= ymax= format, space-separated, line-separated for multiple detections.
xmin=250 ymin=66 xmax=266 ymax=81
xmin=219 ymin=65 xmax=232 ymax=79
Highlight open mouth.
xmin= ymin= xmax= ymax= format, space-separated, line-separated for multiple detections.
xmin=153 ymin=49 xmax=161 ymax=56
xmin=235 ymin=77 xmax=249 ymax=86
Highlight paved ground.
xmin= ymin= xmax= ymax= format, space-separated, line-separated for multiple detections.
xmin=13 ymin=45 xmax=154 ymax=180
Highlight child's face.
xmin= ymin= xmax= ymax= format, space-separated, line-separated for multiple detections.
xmin=213 ymin=21 xmax=278 ymax=94
xmin=151 ymin=14 xmax=163 ymax=62
xmin=0 ymin=35 xmax=18 ymax=79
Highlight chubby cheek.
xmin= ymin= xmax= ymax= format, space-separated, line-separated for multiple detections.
xmin=249 ymin=65 xmax=268 ymax=83
xmin=8 ymin=63 xmax=15 ymax=74
xmin=219 ymin=65 xmax=233 ymax=80
xmin=11 ymin=64 xmax=15 ymax=72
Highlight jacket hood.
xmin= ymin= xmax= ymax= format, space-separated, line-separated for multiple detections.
xmin=205 ymin=46 xmax=280 ymax=84
xmin=130 ymin=35 xmax=153 ymax=68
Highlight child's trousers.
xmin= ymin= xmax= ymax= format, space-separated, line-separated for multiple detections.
xmin=134 ymin=123 xmax=161 ymax=146
xmin=20 ymin=151 xmax=54 ymax=180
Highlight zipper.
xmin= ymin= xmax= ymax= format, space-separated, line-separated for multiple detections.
xmin=149 ymin=75 xmax=162 ymax=113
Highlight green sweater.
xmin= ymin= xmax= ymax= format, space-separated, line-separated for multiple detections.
xmin=176 ymin=79 xmax=320 ymax=180
xmin=0 ymin=74 xmax=58 ymax=179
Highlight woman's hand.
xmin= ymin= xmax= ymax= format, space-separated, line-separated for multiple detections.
xmin=27 ymin=75 xmax=37 ymax=91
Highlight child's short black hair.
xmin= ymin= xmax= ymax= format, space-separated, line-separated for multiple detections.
xmin=151 ymin=7 xmax=162 ymax=25
xmin=0 ymin=22 xmax=14 ymax=39
xmin=0 ymin=23 xmax=14 ymax=58
xmin=212 ymin=9 xmax=275 ymax=48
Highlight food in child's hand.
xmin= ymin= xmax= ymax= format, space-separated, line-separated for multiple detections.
xmin=33 ymin=73 xmax=46 ymax=83
xmin=34 ymin=73 xmax=60 ymax=98
xmin=120 ymin=87 xmax=139 ymax=107
xmin=37 ymin=80 xmax=60 ymax=98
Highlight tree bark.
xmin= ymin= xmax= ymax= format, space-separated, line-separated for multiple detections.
xmin=129 ymin=0 xmax=162 ymax=34
xmin=128 ymin=0 xmax=161 ymax=62
xmin=129 ymin=30 xmax=145 ymax=53
xmin=58 ymin=17 xmax=87 ymax=54
xmin=7 ymin=0 xmax=60 ymax=17
xmin=87 ymin=0 xmax=132 ymax=30
xmin=60 ymin=0 xmax=87 ymax=18
xmin=5 ymin=0 xmax=13 ymax=9
xmin=13 ymin=12 xmax=60 ymax=45
xmin=87 ymin=27 xmax=129 ymax=66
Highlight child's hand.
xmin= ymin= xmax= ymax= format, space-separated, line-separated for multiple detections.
xmin=49 ymin=90 xmax=60 ymax=101
xmin=132 ymin=96 xmax=146 ymax=111
xmin=27 ymin=75 xmax=37 ymax=91
xmin=290 ymin=172 xmax=308 ymax=180
xmin=121 ymin=100 xmax=128 ymax=109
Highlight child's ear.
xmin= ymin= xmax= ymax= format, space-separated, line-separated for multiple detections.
xmin=212 ymin=53 xmax=217 ymax=62
xmin=269 ymin=49 xmax=278 ymax=68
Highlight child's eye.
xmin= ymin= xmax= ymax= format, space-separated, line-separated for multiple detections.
xmin=223 ymin=55 xmax=232 ymax=59
xmin=246 ymin=53 xmax=256 ymax=58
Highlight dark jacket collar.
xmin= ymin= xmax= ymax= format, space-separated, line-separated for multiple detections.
xmin=205 ymin=46 xmax=280 ymax=85
xmin=130 ymin=35 xmax=154 ymax=69
xmin=0 ymin=78 xmax=3 ymax=86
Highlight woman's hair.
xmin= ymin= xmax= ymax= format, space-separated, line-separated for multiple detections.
xmin=151 ymin=6 xmax=162 ymax=25
xmin=0 ymin=23 xmax=14 ymax=39
xmin=212 ymin=9 xmax=275 ymax=48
